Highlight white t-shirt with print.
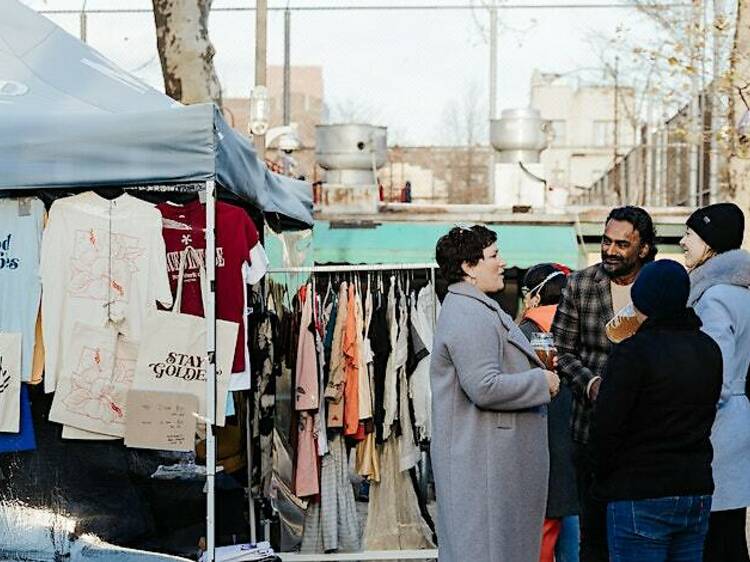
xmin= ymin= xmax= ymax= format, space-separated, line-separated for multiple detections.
xmin=41 ymin=191 xmax=172 ymax=393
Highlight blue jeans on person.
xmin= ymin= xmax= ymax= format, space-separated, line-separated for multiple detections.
xmin=607 ymin=496 xmax=712 ymax=562
xmin=556 ymin=515 xmax=580 ymax=562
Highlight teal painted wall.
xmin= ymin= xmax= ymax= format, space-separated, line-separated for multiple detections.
xmin=312 ymin=221 xmax=586 ymax=269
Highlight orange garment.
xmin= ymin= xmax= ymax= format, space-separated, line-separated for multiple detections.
xmin=355 ymin=431 xmax=381 ymax=483
xmin=539 ymin=518 xmax=562 ymax=562
xmin=523 ymin=304 xmax=558 ymax=333
xmin=342 ymin=284 xmax=360 ymax=436
xmin=29 ymin=306 xmax=45 ymax=385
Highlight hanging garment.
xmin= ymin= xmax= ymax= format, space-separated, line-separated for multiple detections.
xmin=363 ymin=436 xmax=435 ymax=552
xmin=40 ymin=192 xmax=172 ymax=393
xmin=355 ymin=283 xmax=373 ymax=421
xmin=409 ymin=283 xmax=437 ymax=444
xmin=342 ymin=283 xmax=360 ymax=436
xmin=325 ymin=282 xmax=347 ymax=429
xmin=295 ymin=285 xmax=319 ymax=411
xmin=355 ymin=430 xmax=381 ymax=483
xmin=382 ymin=279 xmax=399 ymax=440
xmin=157 ymin=200 xmax=260 ymax=374
xmin=249 ymin=285 xmax=279 ymax=498
xmin=0 ymin=197 xmax=44 ymax=383
xmin=299 ymin=434 xmax=361 ymax=553
xmin=294 ymin=411 xmax=319 ymax=498
xmin=29 ymin=308 xmax=45 ymax=385
xmin=315 ymin=297 xmax=329 ymax=458
xmin=369 ymin=296 xmax=392 ymax=444
xmin=0 ymin=384 xmax=36 ymax=453
xmin=0 ymin=332 xmax=22 ymax=432
xmin=396 ymin=291 xmax=420 ymax=472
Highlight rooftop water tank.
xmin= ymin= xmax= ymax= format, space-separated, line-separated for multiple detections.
xmin=315 ymin=124 xmax=387 ymax=185
xmin=490 ymin=108 xmax=551 ymax=164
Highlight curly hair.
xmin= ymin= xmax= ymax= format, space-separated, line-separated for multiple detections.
xmin=436 ymin=225 xmax=497 ymax=284
xmin=606 ymin=206 xmax=658 ymax=262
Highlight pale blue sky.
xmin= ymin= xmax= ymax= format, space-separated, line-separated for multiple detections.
xmin=22 ymin=0 xmax=658 ymax=144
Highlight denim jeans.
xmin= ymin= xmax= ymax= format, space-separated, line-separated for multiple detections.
xmin=607 ymin=496 xmax=712 ymax=562
xmin=555 ymin=515 xmax=580 ymax=562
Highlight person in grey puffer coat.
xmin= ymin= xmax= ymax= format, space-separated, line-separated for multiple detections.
xmin=681 ymin=202 xmax=750 ymax=562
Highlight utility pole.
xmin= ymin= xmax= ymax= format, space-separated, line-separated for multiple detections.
xmin=79 ymin=1 xmax=87 ymax=43
xmin=709 ymin=0 xmax=724 ymax=203
xmin=254 ymin=0 xmax=268 ymax=159
xmin=613 ymin=55 xmax=620 ymax=203
xmin=282 ymin=8 xmax=292 ymax=175
xmin=489 ymin=0 xmax=498 ymax=203
xmin=688 ymin=0 xmax=701 ymax=206
xmin=283 ymin=9 xmax=291 ymax=128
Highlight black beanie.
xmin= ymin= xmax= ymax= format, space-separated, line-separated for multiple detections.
xmin=686 ymin=203 xmax=745 ymax=253
xmin=631 ymin=259 xmax=690 ymax=318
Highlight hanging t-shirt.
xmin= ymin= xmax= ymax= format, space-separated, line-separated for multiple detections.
xmin=0 ymin=198 xmax=45 ymax=382
xmin=157 ymin=200 xmax=260 ymax=373
xmin=41 ymin=192 xmax=173 ymax=393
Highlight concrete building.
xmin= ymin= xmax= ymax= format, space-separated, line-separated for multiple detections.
xmin=530 ymin=70 xmax=638 ymax=193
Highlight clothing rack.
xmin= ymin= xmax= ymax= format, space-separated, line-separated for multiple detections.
xmin=268 ymin=262 xmax=439 ymax=326
xmin=268 ymin=262 xmax=437 ymax=273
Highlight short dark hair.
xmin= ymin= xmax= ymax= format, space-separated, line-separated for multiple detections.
xmin=606 ymin=206 xmax=658 ymax=262
xmin=436 ymin=225 xmax=497 ymax=284
xmin=521 ymin=263 xmax=569 ymax=306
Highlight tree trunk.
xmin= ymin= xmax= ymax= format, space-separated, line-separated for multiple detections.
xmin=152 ymin=0 xmax=222 ymax=108
xmin=728 ymin=0 xmax=750 ymax=248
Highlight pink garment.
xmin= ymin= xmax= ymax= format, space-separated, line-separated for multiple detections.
xmin=295 ymin=412 xmax=320 ymax=497
xmin=295 ymin=285 xmax=319 ymax=411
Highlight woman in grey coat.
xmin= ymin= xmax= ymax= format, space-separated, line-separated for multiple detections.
xmin=681 ymin=203 xmax=750 ymax=562
xmin=430 ymin=225 xmax=559 ymax=562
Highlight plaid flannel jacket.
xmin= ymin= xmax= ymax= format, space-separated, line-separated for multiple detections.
xmin=552 ymin=263 xmax=614 ymax=444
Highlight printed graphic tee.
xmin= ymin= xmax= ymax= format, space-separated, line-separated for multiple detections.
xmin=0 ymin=198 xmax=45 ymax=382
xmin=157 ymin=200 xmax=260 ymax=373
xmin=41 ymin=192 xmax=172 ymax=393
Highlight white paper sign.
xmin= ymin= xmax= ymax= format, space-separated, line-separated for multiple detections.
xmin=124 ymin=390 xmax=198 ymax=452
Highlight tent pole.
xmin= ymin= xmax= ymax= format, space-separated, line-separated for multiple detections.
xmin=205 ymin=179 xmax=217 ymax=562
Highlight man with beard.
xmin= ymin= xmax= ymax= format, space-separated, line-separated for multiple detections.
xmin=552 ymin=206 xmax=657 ymax=562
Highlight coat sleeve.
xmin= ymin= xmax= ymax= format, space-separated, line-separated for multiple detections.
xmin=696 ymin=288 xmax=737 ymax=407
xmin=552 ymin=276 xmax=596 ymax=402
xmin=590 ymin=343 xmax=642 ymax=479
xmin=445 ymin=305 xmax=550 ymax=411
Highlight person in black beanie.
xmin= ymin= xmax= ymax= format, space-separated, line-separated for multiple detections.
xmin=590 ymin=259 xmax=722 ymax=562
xmin=681 ymin=202 xmax=750 ymax=562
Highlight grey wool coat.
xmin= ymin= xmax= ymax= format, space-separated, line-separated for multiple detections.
xmin=430 ymin=282 xmax=552 ymax=562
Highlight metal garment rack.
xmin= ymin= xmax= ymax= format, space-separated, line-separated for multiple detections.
xmin=204 ymin=180 xmax=218 ymax=562
xmin=268 ymin=262 xmax=440 ymax=562
xmin=268 ymin=262 xmax=438 ymax=273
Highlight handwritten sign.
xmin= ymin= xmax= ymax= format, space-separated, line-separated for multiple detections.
xmin=124 ymin=390 xmax=198 ymax=452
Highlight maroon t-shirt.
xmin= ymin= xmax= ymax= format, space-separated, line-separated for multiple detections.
xmin=157 ymin=200 xmax=259 ymax=373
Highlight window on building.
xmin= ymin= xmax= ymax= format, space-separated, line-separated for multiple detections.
xmin=550 ymin=120 xmax=566 ymax=147
xmin=592 ymin=120 xmax=614 ymax=147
